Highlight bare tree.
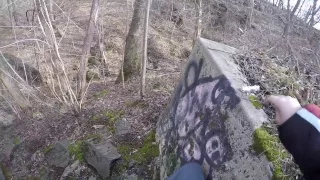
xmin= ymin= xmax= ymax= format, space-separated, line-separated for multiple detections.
xmin=116 ymin=0 xmax=144 ymax=82
xmin=35 ymin=0 xmax=78 ymax=109
xmin=304 ymin=5 xmax=312 ymax=23
xmin=296 ymin=0 xmax=306 ymax=17
xmin=246 ymin=0 xmax=254 ymax=29
xmin=193 ymin=0 xmax=202 ymax=45
xmin=6 ymin=0 xmax=16 ymax=28
xmin=141 ymin=0 xmax=151 ymax=98
xmin=283 ymin=0 xmax=302 ymax=38
xmin=77 ymin=0 xmax=100 ymax=100
xmin=48 ymin=0 xmax=54 ymax=22
xmin=308 ymin=0 xmax=320 ymax=27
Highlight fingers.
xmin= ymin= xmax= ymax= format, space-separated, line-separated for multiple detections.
xmin=265 ymin=95 xmax=283 ymax=108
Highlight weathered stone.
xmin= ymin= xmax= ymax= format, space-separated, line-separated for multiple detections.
xmin=0 ymin=110 xmax=15 ymax=127
xmin=115 ymin=118 xmax=131 ymax=136
xmin=85 ymin=140 xmax=121 ymax=178
xmin=60 ymin=160 xmax=80 ymax=180
xmin=88 ymin=176 xmax=97 ymax=180
xmin=45 ymin=140 xmax=70 ymax=168
xmin=0 ymin=167 xmax=5 ymax=180
xmin=157 ymin=38 xmax=271 ymax=179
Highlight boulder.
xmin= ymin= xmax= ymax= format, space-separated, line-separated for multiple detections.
xmin=60 ymin=160 xmax=80 ymax=180
xmin=85 ymin=140 xmax=121 ymax=178
xmin=0 ymin=110 xmax=15 ymax=127
xmin=115 ymin=118 xmax=131 ymax=136
xmin=45 ymin=140 xmax=70 ymax=168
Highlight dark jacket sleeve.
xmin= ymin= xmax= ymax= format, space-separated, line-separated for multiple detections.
xmin=278 ymin=107 xmax=320 ymax=180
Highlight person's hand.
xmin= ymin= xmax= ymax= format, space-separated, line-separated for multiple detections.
xmin=265 ymin=95 xmax=302 ymax=125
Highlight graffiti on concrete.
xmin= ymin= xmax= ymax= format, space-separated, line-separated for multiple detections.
xmin=162 ymin=58 xmax=240 ymax=179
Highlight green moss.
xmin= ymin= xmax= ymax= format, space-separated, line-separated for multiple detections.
xmin=13 ymin=136 xmax=20 ymax=145
xmin=68 ymin=141 xmax=87 ymax=162
xmin=253 ymin=128 xmax=289 ymax=180
xmin=249 ymin=95 xmax=263 ymax=109
xmin=86 ymin=70 xmax=99 ymax=82
xmin=43 ymin=144 xmax=54 ymax=154
xmin=91 ymin=110 xmax=124 ymax=134
xmin=93 ymin=89 xmax=108 ymax=98
xmin=82 ymin=134 xmax=103 ymax=144
xmin=0 ymin=163 xmax=12 ymax=179
xmin=125 ymin=100 xmax=149 ymax=108
xmin=167 ymin=152 xmax=179 ymax=176
xmin=117 ymin=131 xmax=159 ymax=165
xmin=103 ymin=110 xmax=124 ymax=134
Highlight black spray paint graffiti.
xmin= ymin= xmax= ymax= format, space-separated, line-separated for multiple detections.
xmin=162 ymin=58 xmax=240 ymax=179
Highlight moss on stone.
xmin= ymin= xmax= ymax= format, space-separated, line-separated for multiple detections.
xmin=68 ymin=141 xmax=87 ymax=162
xmin=103 ymin=110 xmax=124 ymax=134
xmin=86 ymin=70 xmax=100 ymax=82
xmin=81 ymin=133 xmax=103 ymax=144
xmin=43 ymin=144 xmax=54 ymax=154
xmin=249 ymin=95 xmax=263 ymax=109
xmin=13 ymin=136 xmax=20 ymax=145
xmin=167 ymin=152 xmax=179 ymax=176
xmin=117 ymin=131 xmax=159 ymax=165
xmin=132 ymin=131 xmax=159 ymax=164
xmin=0 ymin=163 xmax=12 ymax=179
xmin=91 ymin=109 xmax=124 ymax=134
xmin=253 ymin=128 xmax=289 ymax=180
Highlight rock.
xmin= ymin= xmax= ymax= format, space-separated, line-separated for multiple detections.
xmin=88 ymin=176 xmax=97 ymax=180
xmin=0 ymin=110 xmax=15 ymax=127
xmin=85 ymin=140 xmax=121 ymax=178
xmin=60 ymin=160 xmax=80 ymax=180
xmin=45 ymin=140 xmax=70 ymax=168
xmin=115 ymin=118 xmax=131 ymax=136
xmin=0 ymin=167 xmax=5 ymax=180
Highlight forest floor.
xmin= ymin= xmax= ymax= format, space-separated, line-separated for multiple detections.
xmin=0 ymin=0 xmax=319 ymax=179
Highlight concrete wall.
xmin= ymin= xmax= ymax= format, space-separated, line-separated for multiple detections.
xmin=156 ymin=38 xmax=272 ymax=179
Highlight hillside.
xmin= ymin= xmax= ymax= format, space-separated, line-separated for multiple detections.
xmin=0 ymin=0 xmax=319 ymax=179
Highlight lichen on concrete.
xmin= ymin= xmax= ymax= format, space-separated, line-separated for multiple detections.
xmin=253 ymin=127 xmax=289 ymax=180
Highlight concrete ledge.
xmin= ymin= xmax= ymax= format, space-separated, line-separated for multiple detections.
xmin=156 ymin=38 xmax=271 ymax=179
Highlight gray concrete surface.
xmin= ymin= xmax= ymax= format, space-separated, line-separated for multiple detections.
xmin=156 ymin=38 xmax=272 ymax=179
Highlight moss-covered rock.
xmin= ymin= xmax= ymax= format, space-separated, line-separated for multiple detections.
xmin=68 ymin=141 xmax=87 ymax=162
xmin=253 ymin=128 xmax=289 ymax=180
xmin=86 ymin=70 xmax=100 ymax=82
xmin=249 ymin=95 xmax=263 ymax=109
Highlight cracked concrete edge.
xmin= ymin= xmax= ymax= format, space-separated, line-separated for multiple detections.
xmin=198 ymin=38 xmax=272 ymax=179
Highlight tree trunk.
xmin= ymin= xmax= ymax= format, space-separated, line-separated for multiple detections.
xmin=283 ymin=0 xmax=301 ymax=37
xmin=117 ymin=0 xmax=144 ymax=82
xmin=77 ymin=0 xmax=100 ymax=100
xmin=246 ymin=0 xmax=254 ymax=29
xmin=296 ymin=0 xmax=306 ymax=17
xmin=304 ymin=6 xmax=312 ymax=23
xmin=308 ymin=0 xmax=320 ymax=27
xmin=48 ymin=0 xmax=54 ymax=22
xmin=193 ymin=0 xmax=202 ymax=46
xmin=140 ymin=0 xmax=151 ymax=99
xmin=35 ymin=0 xmax=78 ymax=108
xmin=6 ymin=0 xmax=15 ymax=28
